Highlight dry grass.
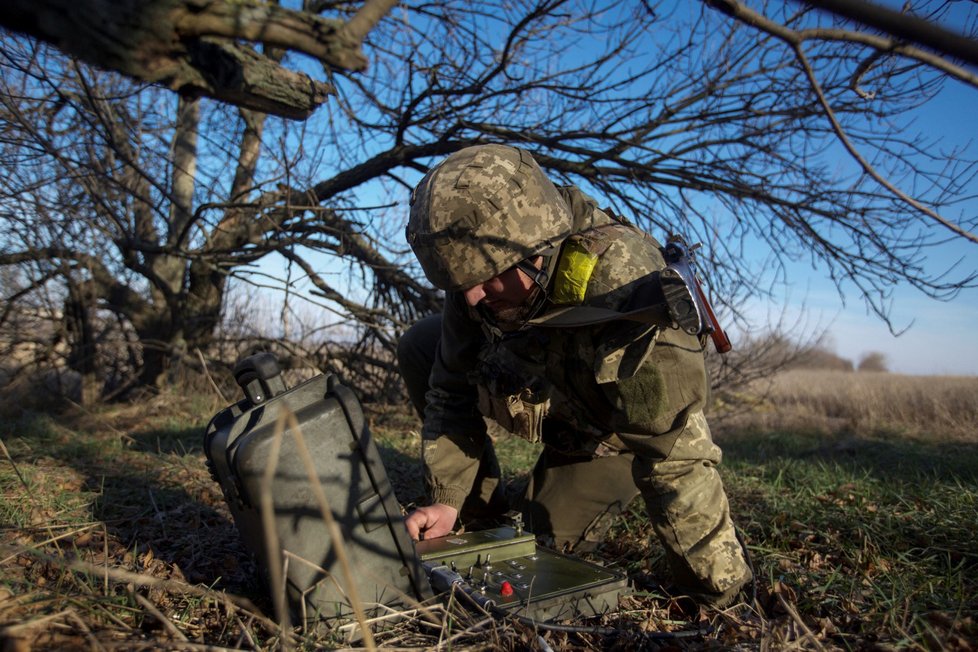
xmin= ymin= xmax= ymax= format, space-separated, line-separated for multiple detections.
xmin=715 ymin=369 xmax=978 ymax=442
xmin=0 ymin=369 xmax=976 ymax=649
xmin=0 ymin=399 xmax=270 ymax=650
xmin=0 ymin=397 xmax=710 ymax=650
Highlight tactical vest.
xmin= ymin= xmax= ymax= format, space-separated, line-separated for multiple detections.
xmin=468 ymin=190 xmax=688 ymax=456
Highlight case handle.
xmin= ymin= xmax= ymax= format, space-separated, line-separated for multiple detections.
xmin=233 ymin=352 xmax=287 ymax=405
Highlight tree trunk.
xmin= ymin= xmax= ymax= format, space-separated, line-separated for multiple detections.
xmin=63 ymin=279 xmax=100 ymax=405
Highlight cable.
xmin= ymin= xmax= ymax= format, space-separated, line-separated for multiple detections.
xmin=425 ymin=560 xmax=715 ymax=641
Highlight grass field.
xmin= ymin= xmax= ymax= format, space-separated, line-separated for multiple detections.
xmin=0 ymin=370 xmax=975 ymax=649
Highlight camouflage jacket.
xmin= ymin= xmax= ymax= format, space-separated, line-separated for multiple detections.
xmin=421 ymin=187 xmax=708 ymax=510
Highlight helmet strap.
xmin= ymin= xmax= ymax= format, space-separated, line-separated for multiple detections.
xmin=516 ymin=245 xmax=560 ymax=293
xmin=514 ymin=245 xmax=562 ymax=326
xmin=477 ymin=245 xmax=564 ymax=335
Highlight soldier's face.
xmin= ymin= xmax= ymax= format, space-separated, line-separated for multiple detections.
xmin=462 ymin=256 xmax=541 ymax=320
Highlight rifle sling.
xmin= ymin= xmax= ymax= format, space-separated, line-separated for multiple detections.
xmin=528 ymin=302 xmax=671 ymax=329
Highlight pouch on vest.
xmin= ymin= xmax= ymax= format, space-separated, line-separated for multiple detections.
xmin=476 ymin=384 xmax=550 ymax=443
xmin=473 ymin=344 xmax=553 ymax=443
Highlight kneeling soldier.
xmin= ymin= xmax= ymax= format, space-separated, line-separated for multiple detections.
xmin=398 ymin=144 xmax=752 ymax=608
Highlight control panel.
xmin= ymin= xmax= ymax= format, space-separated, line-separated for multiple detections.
xmin=415 ymin=517 xmax=628 ymax=621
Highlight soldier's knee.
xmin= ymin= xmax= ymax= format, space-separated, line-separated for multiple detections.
xmin=397 ymin=315 xmax=443 ymax=416
xmin=396 ymin=315 xmax=440 ymax=373
xmin=654 ymin=411 xmax=721 ymax=463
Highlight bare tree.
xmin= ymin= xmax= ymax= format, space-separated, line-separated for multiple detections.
xmin=1 ymin=0 xmax=976 ymax=399
xmin=346 ymin=0 xmax=976 ymax=325
xmin=704 ymin=0 xmax=978 ymax=251
xmin=0 ymin=38 xmax=439 ymax=398
xmin=857 ymin=351 xmax=889 ymax=372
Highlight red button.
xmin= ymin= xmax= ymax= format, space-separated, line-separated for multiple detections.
xmin=500 ymin=581 xmax=514 ymax=597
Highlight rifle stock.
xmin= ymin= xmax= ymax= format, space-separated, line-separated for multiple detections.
xmin=692 ymin=276 xmax=732 ymax=354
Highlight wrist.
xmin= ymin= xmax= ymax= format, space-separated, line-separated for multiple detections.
xmin=429 ymin=487 xmax=466 ymax=513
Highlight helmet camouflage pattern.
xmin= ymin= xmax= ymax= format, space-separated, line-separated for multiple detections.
xmin=407 ymin=144 xmax=573 ymax=292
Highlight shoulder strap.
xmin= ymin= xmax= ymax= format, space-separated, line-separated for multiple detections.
xmin=528 ymin=299 xmax=670 ymax=328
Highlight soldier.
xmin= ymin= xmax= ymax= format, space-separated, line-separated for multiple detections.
xmin=398 ymin=144 xmax=752 ymax=608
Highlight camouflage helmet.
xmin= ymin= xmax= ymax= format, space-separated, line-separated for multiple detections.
xmin=407 ymin=144 xmax=573 ymax=292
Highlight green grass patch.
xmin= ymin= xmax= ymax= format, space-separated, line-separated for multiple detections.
xmin=371 ymin=406 xmax=978 ymax=648
xmin=719 ymin=429 xmax=978 ymax=648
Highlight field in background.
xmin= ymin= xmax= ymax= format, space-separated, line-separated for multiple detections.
xmin=0 ymin=369 xmax=975 ymax=649
xmin=715 ymin=369 xmax=978 ymax=442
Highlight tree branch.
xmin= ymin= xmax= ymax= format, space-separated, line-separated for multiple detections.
xmin=803 ymin=0 xmax=978 ymax=68
xmin=0 ymin=248 xmax=151 ymax=323
xmin=704 ymin=0 xmax=978 ymax=244
xmin=0 ymin=0 xmax=398 ymax=119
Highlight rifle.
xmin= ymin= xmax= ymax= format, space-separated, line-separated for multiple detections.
xmin=660 ymin=236 xmax=733 ymax=354
xmin=530 ymin=232 xmax=733 ymax=355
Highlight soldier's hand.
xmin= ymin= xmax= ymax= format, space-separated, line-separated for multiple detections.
xmin=405 ymin=503 xmax=458 ymax=541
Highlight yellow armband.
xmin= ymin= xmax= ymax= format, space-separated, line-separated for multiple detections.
xmin=551 ymin=239 xmax=599 ymax=304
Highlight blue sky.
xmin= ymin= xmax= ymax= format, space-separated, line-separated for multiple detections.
xmin=774 ymin=75 xmax=978 ymax=376
xmin=242 ymin=1 xmax=978 ymax=376
xmin=820 ymin=291 xmax=978 ymax=375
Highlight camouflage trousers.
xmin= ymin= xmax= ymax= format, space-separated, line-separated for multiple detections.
xmin=397 ymin=314 xmax=752 ymax=607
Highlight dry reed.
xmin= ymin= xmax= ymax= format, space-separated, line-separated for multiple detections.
xmin=716 ymin=369 xmax=978 ymax=441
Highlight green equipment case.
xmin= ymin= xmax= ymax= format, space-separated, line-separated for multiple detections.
xmin=203 ymin=353 xmax=431 ymax=623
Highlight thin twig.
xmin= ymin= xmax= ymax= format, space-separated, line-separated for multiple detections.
xmin=133 ymin=592 xmax=189 ymax=642
xmin=233 ymin=612 xmax=258 ymax=649
xmin=102 ymin=522 xmax=110 ymax=595
xmin=259 ymin=409 xmax=292 ymax=649
xmin=283 ymin=407 xmax=378 ymax=650
xmin=66 ymin=608 xmax=107 ymax=652
xmin=777 ymin=592 xmax=827 ymax=651
xmin=0 ymin=523 xmax=99 ymax=566
xmin=791 ymin=42 xmax=978 ymax=245
xmin=2 ymin=608 xmax=74 ymax=634
xmin=195 ymin=347 xmax=228 ymax=404
xmin=0 ymin=437 xmax=30 ymax=491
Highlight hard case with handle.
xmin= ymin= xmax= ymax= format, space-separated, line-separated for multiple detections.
xmin=203 ymin=353 xmax=430 ymax=623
